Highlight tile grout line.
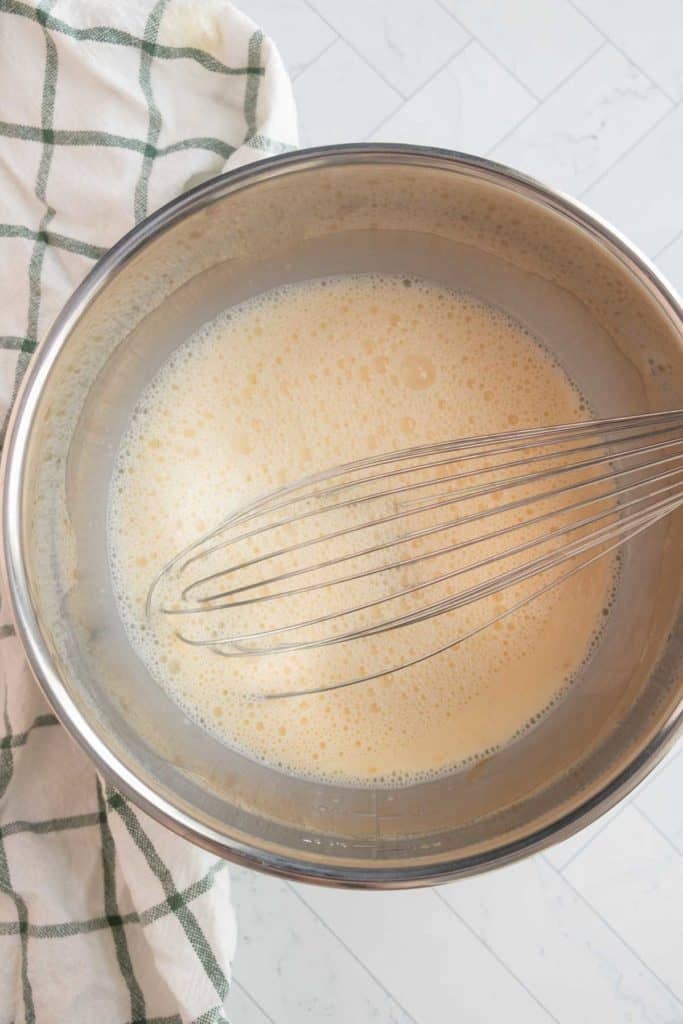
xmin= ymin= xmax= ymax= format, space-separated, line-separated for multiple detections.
xmin=564 ymin=0 xmax=678 ymax=104
xmin=361 ymin=94 xmax=406 ymax=143
xmin=633 ymin=802 xmax=683 ymax=858
xmin=546 ymin=745 xmax=683 ymax=873
xmin=232 ymin=977 xmax=277 ymax=1024
xmin=545 ymin=858 xmax=683 ymax=1008
xmin=484 ymin=39 xmax=606 ymax=158
xmin=364 ymin=35 xmax=474 ymax=141
xmin=544 ymin=811 xmax=625 ymax=874
xmin=430 ymin=0 xmax=542 ymax=102
xmin=286 ymin=882 xmax=420 ymax=1024
xmin=432 ymin=889 xmax=560 ymax=1023
xmin=301 ymin=0 xmax=404 ymax=99
xmin=655 ymin=224 xmax=683 ymax=260
xmin=578 ymin=98 xmax=682 ymax=199
xmin=290 ymin=34 xmax=339 ymax=83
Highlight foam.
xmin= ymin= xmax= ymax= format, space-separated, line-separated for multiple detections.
xmin=108 ymin=274 xmax=615 ymax=786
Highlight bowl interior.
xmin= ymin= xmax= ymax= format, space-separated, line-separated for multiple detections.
xmin=14 ymin=151 xmax=683 ymax=882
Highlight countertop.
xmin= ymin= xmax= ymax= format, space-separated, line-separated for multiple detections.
xmin=226 ymin=2 xmax=683 ymax=1021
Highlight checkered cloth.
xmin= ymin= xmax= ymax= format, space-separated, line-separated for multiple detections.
xmin=0 ymin=1 xmax=297 ymax=1020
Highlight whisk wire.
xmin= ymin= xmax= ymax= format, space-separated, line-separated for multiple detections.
xmin=179 ymin=423 xmax=683 ymax=590
xmin=243 ymin=503 xmax=676 ymax=701
xmin=147 ymin=409 xmax=683 ymax=698
xmin=188 ymin=486 xmax=679 ymax=654
xmin=177 ymin=442 xmax=683 ymax=610
xmin=171 ymin=471 xmax=683 ymax=649
xmin=149 ymin=410 xmax=683 ymax=599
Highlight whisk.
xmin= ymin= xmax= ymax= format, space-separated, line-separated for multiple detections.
xmin=147 ymin=409 xmax=683 ymax=699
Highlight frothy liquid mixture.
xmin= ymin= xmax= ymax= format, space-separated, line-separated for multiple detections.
xmin=109 ymin=276 xmax=614 ymax=785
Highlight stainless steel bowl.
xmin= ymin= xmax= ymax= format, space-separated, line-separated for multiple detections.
xmin=4 ymin=145 xmax=683 ymax=888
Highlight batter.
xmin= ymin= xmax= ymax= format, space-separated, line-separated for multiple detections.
xmin=108 ymin=275 xmax=614 ymax=785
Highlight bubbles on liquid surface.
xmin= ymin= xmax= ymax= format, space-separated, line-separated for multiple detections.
xmin=108 ymin=274 xmax=616 ymax=787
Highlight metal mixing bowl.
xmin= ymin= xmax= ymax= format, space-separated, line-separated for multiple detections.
xmin=3 ymin=145 xmax=683 ymax=887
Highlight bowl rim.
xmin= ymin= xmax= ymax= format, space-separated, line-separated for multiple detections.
xmin=3 ymin=142 xmax=683 ymax=888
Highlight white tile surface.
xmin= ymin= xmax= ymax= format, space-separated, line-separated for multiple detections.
xmin=442 ymin=857 xmax=683 ymax=1023
xmin=231 ymin=868 xmax=414 ymax=1022
xmin=491 ymin=44 xmax=672 ymax=195
xmin=439 ymin=0 xmax=602 ymax=98
xmin=582 ymin=102 xmax=683 ymax=257
xmin=656 ymin=231 xmax=683 ymax=297
xmin=227 ymin=978 xmax=274 ymax=1023
xmin=542 ymin=799 xmax=627 ymax=872
xmin=294 ymin=38 xmax=401 ymax=147
xmin=636 ymin=749 xmax=683 ymax=854
xmin=229 ymin=2 xmax=683 ymax=1020
xmin=297 ymin=885 xmax=554 ymax=1024
xmin=371 ymin=41 xmax=536 ymax=154
xmin=306 ymin=0 xmax=469 ymax=96
xmin=570 ymin=0 xmax=683 ymax=101
xmin=564 ymin=806 xmax=683 ymax=1001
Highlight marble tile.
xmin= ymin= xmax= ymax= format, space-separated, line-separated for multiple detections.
xmin=297 ymin=884 xmax=554 ymax=1023
xmin=442 ymin=855 xmax=683 ymax=1023
xmin=231 ymin=867 xmax=413 ymax=1023
xmin=371 ymin=41 xmax=536 ymax=154
xmin=306 ymin=0 xmax=469 ymax=96
xmin=491 ymin=44 xmax=672 ymax=197
xmin=564 ymin=805 xmax=683 ymax=1001
xmin=294 ymin=38 xmax=401 ymax=147
xmin=226 ymin=979 xmax=274 ymax=1023
xmin=656 ymin=231 xmax=683 ymax=297
xmin=636 ymin=748 xmax=683 ymax=854
xmin=237 ymin=0 xmax=336 ymax=79
xmin=440 ymin=0 xmax=601 ymax=98
xmin=582 ymin=102 xmax=683 ymax=257
xmin=543 ymin=799 xmax=629 ymax=872
xmin=570 ymin=0 xmax=683 ymax=101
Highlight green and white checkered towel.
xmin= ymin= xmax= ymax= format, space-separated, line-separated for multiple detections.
xmin=0 ymin=1 xmax=297 ymax=1020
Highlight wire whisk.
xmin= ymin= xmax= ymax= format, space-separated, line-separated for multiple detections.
xmin=147 ymin=409 xmax=683 ymax=699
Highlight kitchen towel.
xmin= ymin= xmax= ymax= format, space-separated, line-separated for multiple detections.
xmin=0 ymin=1 xmax=297 ymax=1021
